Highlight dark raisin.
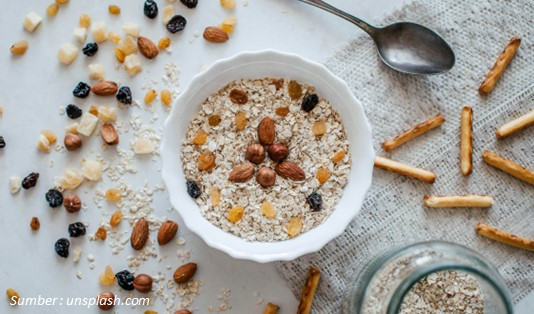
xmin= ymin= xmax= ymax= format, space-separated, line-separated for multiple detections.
xmin=306 ymin=192 xmax=323 ymax=212
xmin=82 ymin=42 xmax=98 ymax=57
xmin=301 ymin=93 xmax=319 ymax=112
xmin=186 ymin=180 xmax=201 ymax=198
xmin=66 ymin=104 xmax=83 ymax=119
xmin=46 ymin=189 xmax=64 ymax=208
xmin=116 ymin=86 xmax=132 ymax=105
xmin=166 ymin=15 xmax=187 ymax=33
xmin=144 ymin=0 xmax=158 ymax=19
xmin=55 ymin=238 xmax=70 ymax=258
xmin=180 ymin=0 xmax=198 ymax=8
xmin=73 ymin=82 xmax=91 ymax=98
xmin=0 ymin=136 xmax=5 ymax=149
xmin=68 ymin=222 xmax=86 ymax=237
xmin=115 ymin=270 xmax=135 ymax=290
xmin=22 ymin=172 xmax=39 ymax=189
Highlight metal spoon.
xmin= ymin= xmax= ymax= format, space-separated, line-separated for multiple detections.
xmin=298 ymin=0 xmax=455 ymax=74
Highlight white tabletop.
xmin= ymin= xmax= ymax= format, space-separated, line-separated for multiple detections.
xmin=0 ymin=0 xmax=532 ymax=313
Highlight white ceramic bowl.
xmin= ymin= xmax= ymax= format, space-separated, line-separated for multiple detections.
xmin=161 ymin=50 xmax=374 ymax=263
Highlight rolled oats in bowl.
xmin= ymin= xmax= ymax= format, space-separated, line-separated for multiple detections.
xmin=180 ymin=77 xmax=351 ymax=242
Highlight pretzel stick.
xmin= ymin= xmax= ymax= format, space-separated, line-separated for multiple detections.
xmin=478 ymin=36 xmax=521 ymax=95
xmin=374 ymin=156 xmax=436 ymax=183
xmin=476 ymin=223 xmax=534 ymax=252
xmin=383 ymin=114 xmax=445 ymax=151
xmin=460 ymin=107 xmax=473 ymax=175
xmin=296 ymin=267 xmax=321 ymax=314
xmin=496 ymin=109 xmax=534 ymax=139
xmin=482 ymin=150 xmax=534 ymax=185
xmin=424 ymin=195 xmax=493 ymax=208
xmin=263 ymin=303 xmax=280 ymax=314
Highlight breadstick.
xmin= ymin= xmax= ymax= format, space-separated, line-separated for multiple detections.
xmin=479 ymin=36 xmax=521 ymax=95
xmin=383 ymin=114 xmax=445 ymax=151
xmin=460 ymin=107 xmax=473 ymax=175
xmin=482 ymin=150 xmax=534 ymax=185
xmin=297 ymin=267 xmax=321 ymax=314
xmin=496 ymin=109 xmax=534 ymax=139
xmin=424 ymin=195 xmax=493 ymax=208
xmin=263 ymin=303 xmax=280 ymax=314
xmin=476 ymin=223 xmax=534 ymax=252
xmin=374 ymin=156 xmax=436 ymax=183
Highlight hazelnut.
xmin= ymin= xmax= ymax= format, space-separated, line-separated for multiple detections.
xmin=97 ymin=291 xmax=115 ymax=311
xmin=64 ymin=133 xmax=82 ymax=151
xmin=245 ymin=143 xmax=265 ymax=164
xmin=64 ymin=194 xmax=82 ymax=213
xmin=256 ymin=167 xmax=276 ymax=188
xmin=133 ymin=274 xmax=153 ymax=293
xmin=268 ymin=143 xmax=289 ymax=162
xmin=175 ymin=310 xmax=192 ymax=314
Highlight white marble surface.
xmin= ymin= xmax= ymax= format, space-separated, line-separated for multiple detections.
xmin=0 ymin=0 xmax=532 ymax=313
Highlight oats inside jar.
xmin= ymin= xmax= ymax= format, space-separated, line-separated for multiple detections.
xmin=181 ymin=78 xmax=351 ymax=242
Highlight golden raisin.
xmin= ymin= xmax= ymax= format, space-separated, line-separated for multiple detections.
xmin=271 ymin=79 xmax=284 ymax=90
xmin=144 ymin=310 xmax=158 ymax=314
xmin=88 ymin=105 xmax=99 ymax=116
xmin=287 ymin=216 xmax=302 ymax=237
xmin=144 ymin=89 xmax=157 ymax=105
xmin=30 ymin=217 xmax=40 ymax=231
xmin=6 ymin=288 xmax=20 ymax=304
xmin=108 ymin=31 xmax=121 ymax=44
xmin=79 ymin=14 xmax=91 ymax=28
xmin=275 ymin=107 xmax=290 ymax=117
xmin=288 ymin=80 xmax=303 ymax=100
xmin=56 ymin=0 xmax=69 ymax=4
xmin=99 ymin=265 xmax=115 ymax=286
xmin=41 ymin=130 xmax=57 ymax=143
xmin=198 ymin=152 xmax=216 ymax=171
xmin=316 ymin=167 xmax=331 ymax=184
xmin=95 ymin=226 xmax=107 ymax=240
xmin=210 ymin=189 xmax=221 ymax=207
xmin=229 ymin=89 xmax=248 ymax=105
xmin=114 ymin=48 xmax=126 ymax=63
xmin=192 ymin=129 xmax=208 ymax=146
xmin=235 ymin=111 xmax=247 ymax=130
xmin=161 ymin=89 xmax=172 ymax=106
xmin=312 ymin=120 xmax=327 ymax=136
xmin=105 ymin=188 xmax=121 ymax=202
xmin=332 ymin=151 xmax=346 ymax=163
xmin=228 ymin=206 xmax=244 ymax=223
xmin=220 ymin=0 xmax=236 ymax=9
xmin=158 ymin=37 xmax=171 ymax=50
xmin=47 ymin=3 xmax=59 ymax=16
xmin=108 ymin=5 xmax=121 ymax=15
xmin=109 ymin=210 xmax=123 ymax=227
xmin=208 ymin=114 xmax=222 ymax=127
xmin=220 ymin=23 xmax=234 ymax=34
xmin=261 ymin=201 xmax=276 ymax=218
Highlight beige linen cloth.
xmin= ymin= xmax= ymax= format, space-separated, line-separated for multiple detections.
xmin=276 ymin=0 xmax=534 ymax=312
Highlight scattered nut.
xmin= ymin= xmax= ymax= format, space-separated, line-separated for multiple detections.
xmin=275 ymin=162 xmax=305 ymax=181
xmin=91 ymin=81 xmax=118 ymax=96
xmin=256 ymin=167 xmax=276 ymax=188
xmin=203 ymin=26 xmax=229 ymax=43
xmin=157 ymin=220 xmax=178 ymax=245
xmin=100 ymin=123 xmax=119 ymax=145
xmin=133 ymin=274 xmax=153 ymax=293
xmin=268 ymin=143 xmax=289 ymax=162
xmin=97 ymin=292 xmax=115 ymax=311
xmin=173 ymin=263 xmax=197 ymax=284
xmin=63 ymin=194 xmax=82 ymax=213
xmin=64 ymin=133 xmax=82 ymax=151
xmin=258 ymin=117 xmax=275 ymax=145
xmin=245 ymin=143 xmax=265 ymax=164
xmin=130 ymin=218 xmax=149 ymax=250
xmin=138 ymin=36 xmax=159 ymax=59
xmin=30 ymin=217 xmax=40 ymax=231
xmin=228 ymin=163 xmax=255 ymax=182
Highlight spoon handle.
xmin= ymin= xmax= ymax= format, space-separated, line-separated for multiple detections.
xmin=298 ymin=0 xmax=377 ymax=35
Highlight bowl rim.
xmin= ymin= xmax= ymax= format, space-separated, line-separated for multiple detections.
xmin=160 ymin=49 xmax=375 ymax=263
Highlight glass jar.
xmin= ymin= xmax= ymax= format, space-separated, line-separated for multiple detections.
xmin=343 ymin=241 xmax=513 ymax=314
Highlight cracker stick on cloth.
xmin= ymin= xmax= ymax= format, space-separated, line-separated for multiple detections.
xmin=383 ymin=114 xmax=445 ymax=151
xmin=374 ymin=156 xmax=436 ymax=183
xmin=496 ymin=108 xmax=534 ymax=139
xmin=479 ymin=36 xmax=521 ymax=95
xmin=297 ymin=267 xmax=321 ymax=314
xmin=460 ymin=107 xmax=473 ymax=175
xmin=482 ymin=150 xmax=534 ymax=185
xmin=476 ymin=223 xmax=534 ymax=252
xmin=424 ymin=195 xmax=493 ymax=208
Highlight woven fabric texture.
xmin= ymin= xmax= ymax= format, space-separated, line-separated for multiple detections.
xmin=275 ymin=0 xmax=534 ymax=312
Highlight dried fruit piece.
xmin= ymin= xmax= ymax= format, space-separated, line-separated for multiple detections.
xmin=117 ymin=36 xmax=138 ymax=56
xmin=210 ymin=189 xmax=221 ymax=207
xmin=88 ymin=105 xmax=99 ymax=116
xmin=64 ymin=194 xmax=82 ymax=213
xmin=57 ymin=43 xmax=79 ymax=65
xmin=77 ymin=112 xmax=98 ymax=136
xmin=287 ymin=216 xmax=302 ymax=237
xmin=332 ymin=150 xmax=346 ymax=163
xmin=228 ymin=163 xmax=255 ymax=182
xmin=73 ymin=82 xmax=91 ymax=98
xmin=108 ymin=5 xmax=121 ymax=15
xmin=261 ymin=201 xmax=276 ymax=218
xmin=116 ymin=86 xmax=132 ymax=105
xmin=30 ymin=217 xmax=40 ymax=230
xmin=208 ymin=114 xmax=221 ymax=126
xmin=6 ymin=288 xmax=20 ymax=304
xmin=0 ymin=137 xmax=5 ymax=149
xmin=82 ymin=159 xmax=102 ymax=181
xmin=186 ymin=180 xmax=201 ymax=198
xmin=36 ymin=134 xmax=51 ymax=153
xmin=203 ymin=26 xmax=229 ymax=43
xmin=68 ymin=222 xmax=86 ymax=237
xmin=271 ymin=78 xmax=284 ymax=90
xmin=108 ymin=31 xmax=121 ymax=44
xmin=306 ymin=192 xmax=323 ymax=211
xmin=114 ymin=48 xmax=126 ymax=63
xmin=46 ymin=189 xmax=64 ymax=208
xmin=99 ymin=265 xmax=115 ymax=286
xmin=95 ymin=227 xmax=107 ymax=240
xmin=66 ymin=104 xmax=82 ymax=119
xmin=275 ymin=107 xmax=289 ymax=117
xmin=9 ymin=177 xmax=20 ymax=194
xmin=288 ymin=80 xmax=303 ymax=100
xmin=55 ymin=0 xmax=69 ymax=4
xmin=131 ymin=218 xmax=149 ymax=250
xmin=220 ymin=0 xmax=236 ymax=9
xmin=302 ymin=93 xmax=319 ymax=112
xmin=229 ymin=89 xmax=248 ymax=104
xmin=198 ymin=152 xmax=216 ymax=171
xmin=161 ymin=89 xmax=172 ymax=106
xmin=192 ymin=129 xmax=208 ymax=145
xmin=41 ymin=130 xmax=57 ymax=144
xmin=105 ymin=188 xmax=121 ymax=202
xmin=115 ymin=270 xmax=135 ymax=290
xmin=144 ymin=89 xmax=157 ymax=104
xmin=58 ymin=168 xmax=84 ymax=190
xmin=23 ymin=12 xmax=42 ymax=32
xmin=122 ymin=22 xmax=140 ymax=37
xmin=157 ymin=220 xmax=178 ymax=245
xmin=22 ymin=172 xmax=39 ymax=189
xmin=133 ymin=138 xmax=155 ymax=154
xmin=162 ymin=5 xmax=175 ymax=24
xmin=88 ymin=63 xmax=105 ymax=80
xmin=73 ymin=27 xmax=88 ymax=44
xmin=173 ymin=263 xmax=197 ymax=284
xmin=166 ymin=15 xmax=187 ymax=33
xmin=82 ymin=43 xmax=98 ymax=57
xmin=235 ymin=111 xmax=247 ymax=130
xmin=55 ymin=238 xmax=70 ymax=258
xmin=47 ymin=3 xmax=59 ymax=16
xmin=124 ymin=54 xmax=142 ymax=76
xmin=180 ymin=0 xmax=198 ymax=9
xmin=109 ymin=210 xmax=124 ymax=227
xmin=98 ymin=106 xmax=117 ymax=122
xmin=312 ymin=120 xmax=327 ymax=136
xmin=228 ymin=206 xmax=244 ymax=223
xmin=158 ymin=37 xmax=171 ymax=50
xmin=220 ymin=17 xmax=237 ymax=34
xmin=79 ymin=14 xmax=91 ymax=28
xmin=10 ymin=40 xmax=28 ymax=55
xmin=144 ymin=0 xmax=159 ymax=19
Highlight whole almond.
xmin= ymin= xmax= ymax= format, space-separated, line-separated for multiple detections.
xmin=101 ymin=123 xmax=119 ymax=145
xmin=258 ymin=117 xmax=275 ymax=145
xmin=97 ymin=292 xmax=115 ymax=311
xmin=268 ymin=143 xmax=289 ymax=162
xmin=137 ymin=36 xmax=159 ymax=59
xmin=130 ymin=217 xmax=149 ymax=250
xmin=173 ymin=262 xmax=197 ymax=284
xmin=228 ymin=163 xmax=255 ymax=182
xmin=203 ymin=26 xmax=229 ymax=43
xmin=133 ymin=274 xmax=153 ymax=293
xmin=275 ymin=162 xmax=306 ymax=181
xmin=158 ymin=220 xmax=178 ymax=245
xmin=174 ymin=310 xmax=192 ymax=314
xmin=91 ymin=81 xmax=118 ymax=96
xmin=64 ymin=133 xmax=82 ymax=151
